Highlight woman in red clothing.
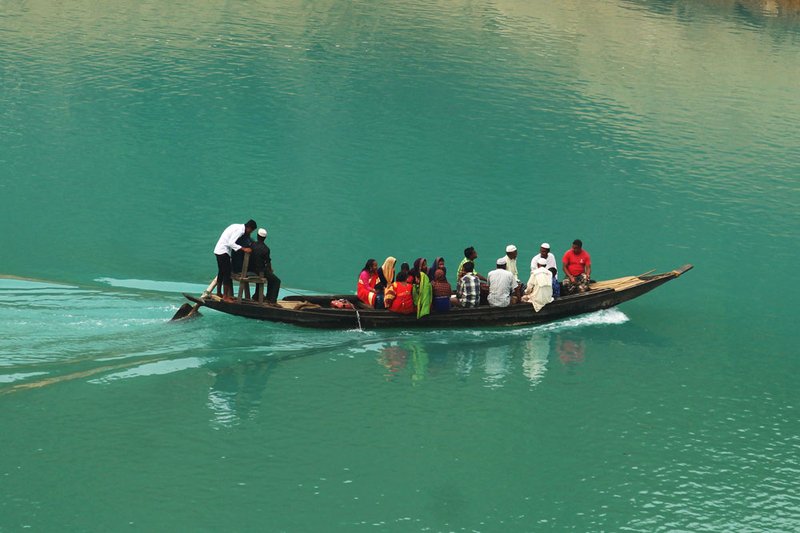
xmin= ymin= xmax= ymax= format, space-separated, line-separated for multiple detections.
xmin=357 ymin=259 xmax=380 ymax=307
xmin=384 ymin=266 xmax=415 ymax=314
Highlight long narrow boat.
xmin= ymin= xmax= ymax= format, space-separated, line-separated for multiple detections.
xmin=184 ymin=265 xmax=692 ymax=329
xmin=180 ymin=264 xmax=692 ymax=329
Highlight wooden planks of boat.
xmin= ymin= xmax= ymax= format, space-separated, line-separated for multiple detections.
xmin=179 ymin=264 xmax=692 ymax=329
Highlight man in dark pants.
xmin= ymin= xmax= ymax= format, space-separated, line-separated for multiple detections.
xmin=249 ymin=227 xmax=281 ymax=304
xmin=214 ymin=219 xmax=256 ymax=302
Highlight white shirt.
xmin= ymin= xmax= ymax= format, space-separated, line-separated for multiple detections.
xmin=214 ymin=224 xmax=246 ymax=256
xmin=487 ymin=268 xmax=515 ymax=307
xmin=531 ymin=253 xmax=557 ymax=276
xmin=524 ymin=267 xmax=554 ymax=312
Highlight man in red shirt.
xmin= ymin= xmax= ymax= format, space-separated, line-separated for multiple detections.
xmin=562 ymin=239 xmax=592 ymax=295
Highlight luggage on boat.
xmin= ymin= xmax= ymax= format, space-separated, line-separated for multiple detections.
xmin=330 ymin=299 xmax=354 ymax=309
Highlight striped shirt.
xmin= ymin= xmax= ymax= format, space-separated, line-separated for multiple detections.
xmin=457 ymin=273 xmax=481 ymax=307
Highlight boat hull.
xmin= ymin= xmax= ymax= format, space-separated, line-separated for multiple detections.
xmin=184 ymin=265 xmax=692 ymax=330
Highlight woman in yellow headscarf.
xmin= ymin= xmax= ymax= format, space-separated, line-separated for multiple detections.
xmin=376 ymin=256 xmax=396 ymax=310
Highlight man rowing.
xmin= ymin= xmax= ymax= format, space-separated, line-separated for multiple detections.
xmin=214 ymin=219 xmax=256 ymax=302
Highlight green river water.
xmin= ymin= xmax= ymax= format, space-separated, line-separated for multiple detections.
xmin=1 ymin=1 xmax=798 ymax=531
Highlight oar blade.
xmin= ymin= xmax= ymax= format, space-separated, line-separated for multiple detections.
xmin=171 ymin=303 xmax=197 ymax=321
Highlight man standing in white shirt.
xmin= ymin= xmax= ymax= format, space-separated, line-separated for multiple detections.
xmin=214 ymin=219 xmax=256 ymax=302
xmin=530 ymin=242 xmax=557 ymax=277
xmin=487 ymin=257 xmax=517 ymax=307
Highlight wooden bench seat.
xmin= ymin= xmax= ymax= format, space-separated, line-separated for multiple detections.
xmin=232 ymin=273 xmax=267 ymax=284
xmin=234 ymin=252 xmax=270 ymax=303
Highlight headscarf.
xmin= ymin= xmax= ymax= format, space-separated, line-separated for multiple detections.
xmin=432 ymin=269 xmax=452 ymax=297
xmin=396 ymin=262 xmax=411 ymax=283
xmin=413 ymin=271 xmax=432 ymax=319
xmin=428 ymin=257 xmax=446 ymax=280
xmin=412 ymin=257 xmax=428 ymax=280
xmin=381 ymin=257 xmax=396 ymax=285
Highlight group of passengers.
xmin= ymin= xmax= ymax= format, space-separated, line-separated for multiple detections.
xmin=356 ymin=240 xmax=592 ymax=317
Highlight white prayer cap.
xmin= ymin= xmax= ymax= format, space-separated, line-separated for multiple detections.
xmin=506 ymin=244 xmax=517 ymax=253
xmin=536 ymin=257 xmax=548 ymax=266
xmin=257 ymin=228 xmax=267 ymax=238
xmin=540 ymin=242 xmax=550 ymax=249
xmin=497 ymin=257 xmax=507 ymax=266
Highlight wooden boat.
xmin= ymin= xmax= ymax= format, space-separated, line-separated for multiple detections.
xmin=178 ymin=264 xmax=692 ymax=330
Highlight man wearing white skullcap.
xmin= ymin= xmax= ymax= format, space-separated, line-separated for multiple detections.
xmin=249 ymin=227 xmax=281 ymax=303
xmin=487 ymin=256 xmax=516 ymax=307
xmin=522 ymin=257 xmax=554 ymax=312
xmin=530 ymin=242 xmax=557 ymax=278
xmin=504 ymin=244 xmax=520 ymax=283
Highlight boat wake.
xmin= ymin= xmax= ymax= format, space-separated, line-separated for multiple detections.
xmin=95 ymin=276 xmax=313 ymax=299
xmin=0 ymin=276 xmax=630 ymax=395
xmin=535 ymin=307 xmax=629 ymax=332
xmin=449 ymin=307 xmax=630 ymax=339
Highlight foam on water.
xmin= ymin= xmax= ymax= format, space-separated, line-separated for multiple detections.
xmin=96 ymin=277 xmax=317 ymax=299
xmin=95 ymin=277 xmax=210 ymax=294
xmin=89 ymin=357 xmax=206 ymax=384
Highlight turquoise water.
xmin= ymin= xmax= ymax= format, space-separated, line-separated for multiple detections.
xmin=1 ymin=0 xmax=799 ymax=530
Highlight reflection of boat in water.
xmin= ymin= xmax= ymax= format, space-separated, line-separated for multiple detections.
xmin=181 ymin=265 xmax=692 ymax=330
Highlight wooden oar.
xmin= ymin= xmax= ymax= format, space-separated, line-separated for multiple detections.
xmin=171 ymin=277 xmax=217 ymax=321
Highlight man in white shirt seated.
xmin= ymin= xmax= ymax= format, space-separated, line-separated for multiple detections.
xmin=522 ymin=257 xmax=554 ymax=312
xmin=530 ymin=242 xmax=557 ymax=277
xmin=214 ymin=219 xmax=256 ymax=302
xmin=487 ymin=257 xmax=517 ymax=307
xmin=504 ymin=244 xmax=520 ymax=282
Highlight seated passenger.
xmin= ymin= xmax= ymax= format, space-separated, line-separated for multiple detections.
xmin=386 ymin=273 xmax=415 ymax=314
xmin=504 ymin=244 xmax=520 ymax=282
xmin=487 ymin=257 xmax=516 ymax=307
xmin=357 ymin=259 xmax=379 ymax=307
xmin=549 ymin=267 xmax=560 ymax=298
xmin=374 ymin=256 xmax=396 ymax=309
xmin=384 ymin=261 xmax=410 ymax=306
xmin=431 ymin=269 xmax=452 ymax=312
xmin=397 ymin=262 xmax=410 ymax=283
xmin=411 ymin=257 xmax=432 ymax=318
xmin=531 ymin=242 xmax=557 ymax=278
xmin=457 ymin=247 xmax=487 ymax=281
xmin=522 ymin=257 xmax=554 ymax=312
xmin=561 ymin=239 xmax=592 ymax=295
xmin=504 ymin=244 xmax=525 ymax=299
xmin=427 ymin=257 xmax=447 ymax=280
xmin=380 ymin=257 xmax=396 ymax=287
xmin=250 ymin=228 xmax=281 ymax=304
xmin=456 ymin=261 xmax=480 ymax=308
